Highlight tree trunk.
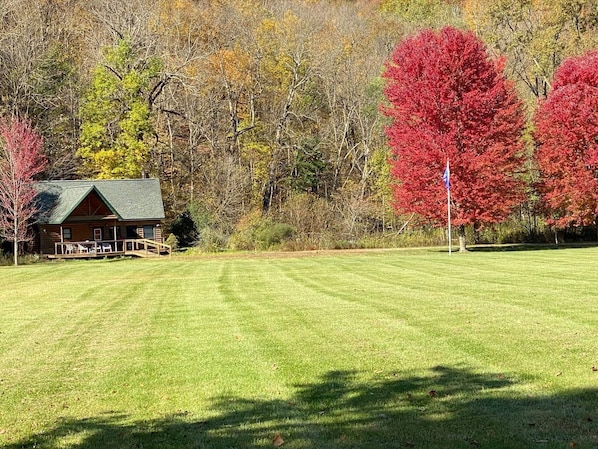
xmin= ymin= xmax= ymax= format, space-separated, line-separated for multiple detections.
xmin=14 ymin=213 xmax=18 ymax=266
xmin=13 ymin=236 xmax=18 ymax=266
xmin=458 ymin=224 xmax=467 ymax=252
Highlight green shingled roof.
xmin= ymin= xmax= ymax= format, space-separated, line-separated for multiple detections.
xmin=35 ymin=179 xmax=165 ymax=224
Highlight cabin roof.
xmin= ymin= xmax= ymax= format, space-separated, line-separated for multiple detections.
xmin=35 ymin=179 xmax=166 ymax=224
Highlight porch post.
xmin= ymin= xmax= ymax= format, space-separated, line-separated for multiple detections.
xmin=59 ymin=225 xmax=64 ymax=255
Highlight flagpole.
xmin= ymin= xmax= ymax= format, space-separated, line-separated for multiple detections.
xmin=447 ymin=183 xmax=452 ymax=255
xmin=445 ymin=160 xmax=452 ymax=255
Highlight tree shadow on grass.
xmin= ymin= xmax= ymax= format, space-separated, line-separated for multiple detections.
xmin=5 ymin=366 xmax=598 ymax=449
xmin=466 ymin=242 xmax=598 ymax=252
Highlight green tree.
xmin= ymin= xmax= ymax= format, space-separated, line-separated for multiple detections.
xmin=289 ymin=138 xmax=327 ymax=195
xmin=77 ymin=38 xmax=163 ymax=178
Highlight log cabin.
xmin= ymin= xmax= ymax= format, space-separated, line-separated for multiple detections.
xmin=34 ymin=178 xmax=170 ymax=258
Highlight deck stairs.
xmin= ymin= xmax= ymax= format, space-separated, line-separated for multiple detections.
xmin=123 ymin=239 xmax=171 ymax=258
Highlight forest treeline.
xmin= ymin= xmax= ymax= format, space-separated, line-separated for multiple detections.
xmin=2 ymin=0 xmax=598 ymax=250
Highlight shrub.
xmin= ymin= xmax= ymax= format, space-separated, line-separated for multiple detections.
xmin=230 ymin=213 xmax=296 ymax=250
xmin=169 ymin=201 xmax=227 ymax=251
xmin=280 ymin=192 xmax=337 ymax=238
xmin=169 ymin=209 xmax=198 ymax=247
xmin=165 ymin=233 xmax=179 ymax=252
xmin=254 ymin=222 xmax=296 ymax=249
xmin=0 ymin=254 xmax=42 ymax=266
xmin=198 ymin=227 xmax=228 ymax=252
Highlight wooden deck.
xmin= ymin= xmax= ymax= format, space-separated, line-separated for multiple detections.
xmin=48 ymin=239 xmax=171 ymax=259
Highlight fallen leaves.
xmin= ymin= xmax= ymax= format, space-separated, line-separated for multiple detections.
xmin=272 ymin=433 xmax=285 ymax=447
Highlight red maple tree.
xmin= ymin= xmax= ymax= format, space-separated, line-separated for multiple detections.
xmin=534 ymin=50 xmax=598 ymax=231
xmin=382 ymin=27 xmax=526 ymax=250
xmin=0 ymin=118 xmax=47 ymax=265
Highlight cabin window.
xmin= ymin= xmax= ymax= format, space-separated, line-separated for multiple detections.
xmin=126 ymin=226 xmax=140 ymax=238
xmin=143 ymin=225 xmax=155 ymax=240
xmin=93 ymin=227 xmax=102 ymax=241
xmin=62 ymin=228 xmax=72 ymax=240
xmin=108 ymin=226 xmax=121 ymax=240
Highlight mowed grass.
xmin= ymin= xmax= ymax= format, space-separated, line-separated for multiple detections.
xmin=0 ymin=247 xmax=597 ymax=449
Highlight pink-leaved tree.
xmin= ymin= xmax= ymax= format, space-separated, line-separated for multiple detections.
xmin=0 ymin=117 xmax=47 ymax=265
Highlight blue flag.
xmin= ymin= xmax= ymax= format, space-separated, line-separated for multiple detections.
xmin=442 ymin=162 xmax=450 ymax=190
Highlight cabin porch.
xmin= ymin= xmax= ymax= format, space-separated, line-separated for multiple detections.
xmin=48 ymin=238 xmax=171 ymax=259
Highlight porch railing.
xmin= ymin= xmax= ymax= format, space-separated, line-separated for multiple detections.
xmin=55 ymin=239 xmax=171 ymax=257
xmin=125 ymin=238 xmax=171 ymax=256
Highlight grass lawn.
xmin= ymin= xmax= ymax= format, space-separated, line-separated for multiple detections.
xmin=0 ymin=247 xmax=597 ymax=448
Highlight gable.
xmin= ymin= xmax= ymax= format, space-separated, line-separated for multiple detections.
xmin=66 ymin=190 xmax=118 ymax=221
xmin=35 ymin=179 xmax=165 ymax=225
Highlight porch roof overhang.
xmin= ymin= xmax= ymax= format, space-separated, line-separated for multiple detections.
xmin=62 ymin=215 xmax=120 ymax=223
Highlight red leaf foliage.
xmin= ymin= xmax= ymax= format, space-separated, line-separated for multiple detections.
xmin=534 ymin=50 xmax=598 ymax=228
xmin=0 ymin=117 xmax=47 ymax=261
xmin=382 ymin=27 xmax=525 ymax=227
